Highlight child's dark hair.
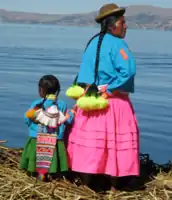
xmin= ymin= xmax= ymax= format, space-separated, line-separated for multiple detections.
xmin=39 ymin=75 xmax=61 ymax=96
xmin=37 ymin=75 xmax=60 ymax=109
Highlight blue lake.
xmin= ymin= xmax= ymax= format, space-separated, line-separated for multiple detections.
xmin=0 ymin=23 xmax=171 ymax=164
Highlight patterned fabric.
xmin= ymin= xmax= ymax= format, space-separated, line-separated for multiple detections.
xmin=24 ymin=98 xmax=74 ymax=139
xmin=36 ymin=133 xmax=57 ymax=175
xmin=20 ymin=137 xmax=68 ymax=173
xmin=37 ymin=125 xmax=58 ymax=134
xmin=35 ymin=106 xmax=66 ymax=128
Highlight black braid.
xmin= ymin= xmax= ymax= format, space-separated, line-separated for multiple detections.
xmin=92 ymin=16 xmax=118 ymax=83
xmin=73 ymin=33 xmax=100 ymax=86
xmin=94 ymin=20 xmax=108 ymax=83
xmin=34 ymin=98 xmax=46 ymax=111
xmin=74 ymin=24 xmax=107 ymax=87
xmin=80 ymin=21 xmax=108 ymax=97
xmin=84 ymin=33 xmax=100 ymax=52
xmin=40 ymin=98 xmax=46 ymax=110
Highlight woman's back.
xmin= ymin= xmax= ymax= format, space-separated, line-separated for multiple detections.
xmin=77 ymin=33 xmax=135 ymax=92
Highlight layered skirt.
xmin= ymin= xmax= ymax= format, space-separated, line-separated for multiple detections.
xmin=67 ymin=93 xmax=140 ymax=177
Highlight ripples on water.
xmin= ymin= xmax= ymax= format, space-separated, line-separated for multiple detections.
xmin=0 ymin=24 xmax=171 ymax=163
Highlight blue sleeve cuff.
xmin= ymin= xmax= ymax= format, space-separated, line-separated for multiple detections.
xmin=58 ymin=124 xmax=65 ymax=140
xmin=24 ymin=99 xmax=42 ymax=125
xmin=24 ymin=113 xmax=31 ymax=125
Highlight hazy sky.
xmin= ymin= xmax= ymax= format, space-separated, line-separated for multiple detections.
xmin=0 ymin=0 xmax=171 ymax=14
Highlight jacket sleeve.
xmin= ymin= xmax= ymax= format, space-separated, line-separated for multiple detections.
xmin=77 ymin=50 xmax=95 ymax=84
xmin=106 ymin=40 xmax=136 ymax=95
xmin=24 ymin=99 xmax=42 ymax=126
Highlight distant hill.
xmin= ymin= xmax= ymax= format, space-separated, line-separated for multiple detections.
xmin=0 ymin=5 xmax=172 ymax=30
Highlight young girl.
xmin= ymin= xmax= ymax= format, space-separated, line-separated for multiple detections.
xmin=20 ymin=75 xmax=74 ymax=180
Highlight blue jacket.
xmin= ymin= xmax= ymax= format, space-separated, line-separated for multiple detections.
xmin=24 ymin=99 xmax=74 ymax=139
xmin=77 ymin=33 xmax=136 ymax=94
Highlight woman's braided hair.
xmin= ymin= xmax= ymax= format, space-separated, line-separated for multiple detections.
xmin=94 ymin=19 xmax=108 ymax=83
xmin=75 ymin=15 xmax=118 ymax=86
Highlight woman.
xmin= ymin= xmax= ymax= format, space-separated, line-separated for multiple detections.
xmin=66 ymin=3 xmax=140 ymax=189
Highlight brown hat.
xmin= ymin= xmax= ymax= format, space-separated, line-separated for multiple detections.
xmin=95 ymin=3 xmax=125 ymax=23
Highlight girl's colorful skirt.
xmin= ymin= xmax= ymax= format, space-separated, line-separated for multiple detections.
xmin=67 ymin=93 xmax=140 ymax=177
xmin=20 ymin=137 xmax=68 ymax=174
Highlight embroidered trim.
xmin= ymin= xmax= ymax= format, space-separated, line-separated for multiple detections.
xmin=36 ymin=133 xmax=57 ymax=176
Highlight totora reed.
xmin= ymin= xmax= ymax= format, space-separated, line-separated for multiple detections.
xmin=0 ymin=142 xmax=172 ymax=200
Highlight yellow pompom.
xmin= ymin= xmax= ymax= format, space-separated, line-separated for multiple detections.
xmin=77 ymin=96 xmax=90 ymax=111
xmin=96 ymin=97 xmax=109 ymax=109
xmin=66 ymin=85 xmax=84 ymax=100
xmin=77 ymin=95 xmax=108 ymax=111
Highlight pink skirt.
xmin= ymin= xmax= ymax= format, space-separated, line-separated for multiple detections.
xmin=67 ymin=94 xmax=140 ymax=177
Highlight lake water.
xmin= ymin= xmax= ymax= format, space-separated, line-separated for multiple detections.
xmin=0 ymin=23 xmax=171 ymax=164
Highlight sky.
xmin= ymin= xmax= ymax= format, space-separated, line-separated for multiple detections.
xmin=0 ymin=0 xmax=172 ymax=14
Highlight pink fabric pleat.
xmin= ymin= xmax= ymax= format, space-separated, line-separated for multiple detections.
xmin=67 ymin=94 xmax=140 ymax=177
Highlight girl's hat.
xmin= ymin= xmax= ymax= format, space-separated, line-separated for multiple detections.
xmin=95 ymin=3 xmax=125 ymax=23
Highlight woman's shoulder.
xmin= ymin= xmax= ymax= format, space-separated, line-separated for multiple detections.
xmin=109 ymin=37 xmax=129 ymax=52
xmin=104 ymin=34 xmax=124 ymax=48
